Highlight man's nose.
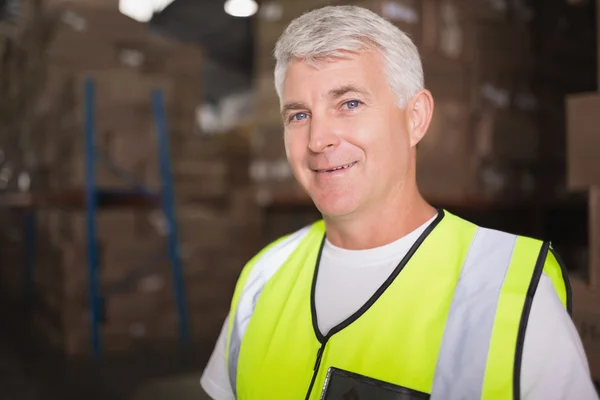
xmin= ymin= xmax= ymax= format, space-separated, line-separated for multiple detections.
xmin=307 ymin=116 xmax=341 ymax=153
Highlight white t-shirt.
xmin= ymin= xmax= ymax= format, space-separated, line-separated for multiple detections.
xmin=201 ymin=218 xmax=599 ymax=400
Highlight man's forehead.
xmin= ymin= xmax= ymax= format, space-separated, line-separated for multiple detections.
xmin=282 ymin=53 xmax=379 ymax=97
xmin=281 ymin=81 xmax=371 ymax=103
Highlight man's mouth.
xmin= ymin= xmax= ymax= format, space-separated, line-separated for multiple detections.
xmin=315 ymin=161 xmax=358 ymax=173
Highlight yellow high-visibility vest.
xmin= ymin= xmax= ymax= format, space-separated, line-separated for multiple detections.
xmin=226 ymin=210 xmax=571 ymax=399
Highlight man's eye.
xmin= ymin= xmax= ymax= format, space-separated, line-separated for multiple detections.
xmin=343 ymin=100 xmax=361 ymax=110
xmin=291 ymin=112 xmax=308 ymax=121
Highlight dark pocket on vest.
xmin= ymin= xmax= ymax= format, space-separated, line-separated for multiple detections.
xmin=320 ymin=367 xmax=430 ymax=400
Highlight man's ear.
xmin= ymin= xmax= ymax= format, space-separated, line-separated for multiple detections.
xmin=408 ymin=89 xmax=434 ymax=148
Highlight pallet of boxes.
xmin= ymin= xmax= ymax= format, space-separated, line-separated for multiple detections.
xmin=565 ymin=3 xmax=600 ymax=378
xmin=252 ymin=0 xmax=544 ymax=217
xmin=0 ymin=0 xmax=258 ymax=360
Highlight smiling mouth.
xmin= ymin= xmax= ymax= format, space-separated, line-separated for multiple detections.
xmin=315 ymin=161 xmax=358 ymax=173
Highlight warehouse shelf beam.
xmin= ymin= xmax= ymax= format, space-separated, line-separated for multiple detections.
xmin=0 ymin=188 xmax=233 ymax=209
xmin=152 ymin=88 xmax=190 ymax=346
xmin=24 ymin=210 xmax=36 ymax=309
xmin=84 ymin=77 xmax=102 ymax=356
xmin=82 ymin=76 xmax=190 ymax=357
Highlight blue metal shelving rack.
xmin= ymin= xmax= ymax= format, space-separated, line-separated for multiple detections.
xmin=9 ymin=75 xmax=191 ymax=358
xmin=81 ymin=76 xmax=190 ymax=357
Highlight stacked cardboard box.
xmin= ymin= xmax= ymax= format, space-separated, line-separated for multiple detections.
xmin=0 ymin=211 xmax=29 ymax=305
xmin=566 ymin=92 xmax=600 ymax=380
xmin=251 ymin=0 xmax=542 ymax=204
xmin=28 ymin=181 xmax=258 ymax=357
xmin=563 ymin=1 xmax=600 ymax=380
xmin=0 ymin=0 xmax=259 ymax=358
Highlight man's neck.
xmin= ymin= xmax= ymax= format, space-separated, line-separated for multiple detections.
xmin=323 ymin=190 xmax=436 ymax=250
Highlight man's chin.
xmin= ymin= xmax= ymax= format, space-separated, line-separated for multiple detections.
xmin=311 ymin=194 xmax=358 ymax=219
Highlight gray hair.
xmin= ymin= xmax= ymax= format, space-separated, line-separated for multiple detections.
xmin=273 ymin=5 xmax=424 ymax=108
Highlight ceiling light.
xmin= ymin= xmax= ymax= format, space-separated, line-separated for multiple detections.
xmin=119 ymin=0 xmax=175 ymax=23
xmin=224 ymin=0 xmax=258 ymax=18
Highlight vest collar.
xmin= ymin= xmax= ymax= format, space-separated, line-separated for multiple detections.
xmin=310 ymin=209 xmax=446 ymax=343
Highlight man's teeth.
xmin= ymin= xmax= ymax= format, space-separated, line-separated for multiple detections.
xmin=320 ymin=162 xmax=355 ymax=172
xmin=332 ymin=163 xmax=352 ymax=170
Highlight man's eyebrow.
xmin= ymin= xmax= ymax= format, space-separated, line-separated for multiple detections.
xmin=328 ymin=84 xmax=370 ymax=99
xmin=281 ymin=101 xmax=308 ymax=119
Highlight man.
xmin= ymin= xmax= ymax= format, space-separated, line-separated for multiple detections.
xmin=201 ymin=5 xmax=598 ymax=400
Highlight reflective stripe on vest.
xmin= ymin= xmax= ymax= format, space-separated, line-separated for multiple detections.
xmin=227 ymin=212 xmax=569 ymax=399
xmin=430 ymin=227 xmax=517 ymax=398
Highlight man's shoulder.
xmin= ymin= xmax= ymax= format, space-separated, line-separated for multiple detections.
xmin=456 ymin=214 xmax=570 ymax=300
xmin=449 ymin=211 xmax=543 ymax=245
xmin=448 ymin=211 xmax=560 ymax=264
xmin=244 ymin=220 xmax=323 ymax=272
xmin=254 ymin=224 xmax=314 ymax=260
xmin=228 ymin=222 xmax=323 ymax=318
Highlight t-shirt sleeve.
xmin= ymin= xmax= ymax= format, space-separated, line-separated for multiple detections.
xmin=200 ymin=314 xmax=236 ymax=400
xmin=521 ymin=274 xmax=599 ymax=400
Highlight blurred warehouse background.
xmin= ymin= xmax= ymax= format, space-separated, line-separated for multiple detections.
xmin=0 ymin=0 xmax=598 ymax=398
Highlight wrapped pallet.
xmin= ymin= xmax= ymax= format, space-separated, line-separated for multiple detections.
xmin=0 ymin=0 xmax=260 ymax=359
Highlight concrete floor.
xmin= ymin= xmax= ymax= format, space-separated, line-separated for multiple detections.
xmin=44 ymin=346 xmax=212 ymax=400
xmin=129 ymin=373 xmax=211 ymax=400
xmin=0 ymin=337 xmax=41 ymax=400
xmin=0 ymin=342 xmax=213 ymax=400
xmin=0 ymin=297 xmax=218 ymax=400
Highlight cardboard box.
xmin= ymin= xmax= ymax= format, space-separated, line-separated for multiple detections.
xmin=255 ymin=71 xmax=283 ymax=127
xmin=423 ymin=62 xmax=472 ymax=101
xmin=251 ymin=126 xmax=286 ymax=161
xmin=571 ymin=279 xmax=600 ymax=381
xmin=352 ymin=0 xmax=424 ymax=46
xmin=421 ymin=0 xmax=476 ymax=62
xmin=417 ymin=99 xmax=478 ymax=201
xmin=571 ymin=187 xmax=600 ymax=381
xmin=588 ymin=187 xmax=600 ymax=290
xmin=572 ymin=196 xmax=600 ymax=381
xmin=45 ymin=4 xmax=203 ymax=75
xmin=22 ymin=183 xmax=260 ymax=358
xmin=566 ymin=93 xmax=600 ymax=189
xmin=472 ymin=108 xmax=539 ymax=162
xmin=471 ymin=22 xmax=533 ymax=74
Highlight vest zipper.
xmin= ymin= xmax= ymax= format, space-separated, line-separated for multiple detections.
xmin=304 ymin=340 xmax=327 ymax=400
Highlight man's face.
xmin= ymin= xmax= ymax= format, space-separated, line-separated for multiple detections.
xmin=281 ymin=50 xmax=415 ymax=218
